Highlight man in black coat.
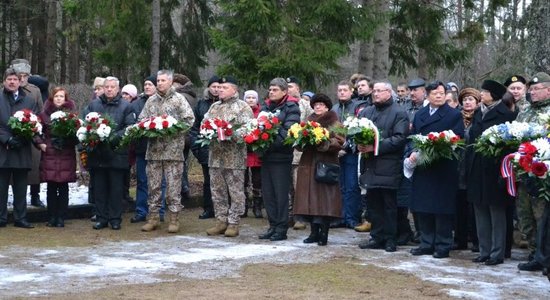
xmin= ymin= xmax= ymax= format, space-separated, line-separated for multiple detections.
xmin=357 ymin=81 xmax=410 ymax=252
xmin=82 ymin=76 xmax=136 ymax=230
xmin=189 ymin=75 xmax=220 ymax=219
xmin=406 ymin=81 xmax=465 ymax=258
xmin=258 ymin=78 xmax=301 ymax=241
xmin=0 ymin=68 xmax=39 ymax=228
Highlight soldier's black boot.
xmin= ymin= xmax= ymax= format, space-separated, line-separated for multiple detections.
xmin=318 ymin=222 xmax=329 ymax=246
xmin=30 ymin=184 xmax=45 ymax=208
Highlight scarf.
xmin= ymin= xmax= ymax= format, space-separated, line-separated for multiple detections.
xmin=480 ymin=100 xmax=501 ymax=119
xmin=461 ymin=109 xmax=475 ymax=128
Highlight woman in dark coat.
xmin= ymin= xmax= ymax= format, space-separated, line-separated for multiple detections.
xmin=466 ymin=81 xmax=517 ymax=266
xmin=37 ymin=87 xmax=78 ymax=227
xmin=407 ymin=81 xmax=465 ymax=258
xmin=293 ymin=94 xmax=345 ymax=246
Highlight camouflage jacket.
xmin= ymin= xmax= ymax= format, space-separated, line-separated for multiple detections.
xmin=516 ymin=97 xmax=550 ymax=124
xmin=139 ymin=87 xmax=195 ymax=161
xmin=206 ymin=94 xmax=253 ymax=169
xmin=298 ymin=98 xmax=314 ymax=122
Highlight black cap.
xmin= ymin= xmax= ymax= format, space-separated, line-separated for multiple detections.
xmin=408 ymin=78 xmax=425 ymax=89
xmin=218 ymin=76 xmax=238 ymax=85
xmin=207 ymin=75 xmax=220 ymax=87
xmin=309 ymin=93 xmax=333 ymax=110
xmin=145 ymin=74 xmax=157 ymax=86
xmin=286 ymin=76 xmax=300 ymax=85
xmin=503 ymin=75 xmax=526 ymax=87
xmin=481 ymin=79 xmax=507 ymax=100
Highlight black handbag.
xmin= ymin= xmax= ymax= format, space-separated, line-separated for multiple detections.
xmin=314 ymin=161 xmax=340 ymax=184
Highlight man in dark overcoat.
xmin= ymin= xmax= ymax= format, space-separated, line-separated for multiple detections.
xmin=0 ymin=68 xmax=39 ymax=228
xmin=406 ymin=81 xmax=464 ymax=258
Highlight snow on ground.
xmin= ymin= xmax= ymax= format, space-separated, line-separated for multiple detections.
xmin=7 ymin=182 xmax=89 ymax=209
xmin=0 ymin=227 xmax=549 ymax=299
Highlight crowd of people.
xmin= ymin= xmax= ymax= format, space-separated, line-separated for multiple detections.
xmin=2 ymin=56 xmax=550 ymax=281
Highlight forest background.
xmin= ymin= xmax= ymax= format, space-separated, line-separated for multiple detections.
xmin=0 ymin=0 xmax=548 ymax=99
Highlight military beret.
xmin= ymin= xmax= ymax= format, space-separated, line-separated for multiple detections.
xmin=218 ymin=76 xmax=238 ymax=85
xmin=481 ymin=79 xmax=507 ymax=100
xmin=408 ymin=78 xmax=426 ymax=89
xmin=207 ymin=75 xmax=220 ymax=87
xmin=503 ymin=75 xmax=526 ymax=87
xmin=286 ymin=76 xmax=300 ymax=85
xmin=528 ymin=72 xmax=550 ymax=86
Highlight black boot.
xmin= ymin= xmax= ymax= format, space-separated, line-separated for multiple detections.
xmin=30 ymin=184 xmax=45 ymax=207
xmin=303 ymin=223 xmax=320 ymax=243
xmin=253 ymin=197 xmax=263 ymax=218
xmin=318 ymin=223 xmax=329 ymax=246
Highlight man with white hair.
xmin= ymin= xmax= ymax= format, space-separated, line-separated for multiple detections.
xmin=82 ymin=76 xmax=136 ymax=230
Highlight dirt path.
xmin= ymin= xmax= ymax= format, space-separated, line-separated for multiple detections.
xmin=1 ymin=208 xmax=548 ymax=299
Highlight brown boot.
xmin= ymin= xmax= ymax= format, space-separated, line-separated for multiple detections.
xmin=206 ymin=220 xmax=228 ymax=236
xmin=141 ymin=215 xmax=160 ymax=232
xmin=354 ymin=221 xmax=372 ymax=232
xmin=167 ymin=211 xmax=180 ymax=233
xmin=224 ymin=224 xmax=239 ymax=237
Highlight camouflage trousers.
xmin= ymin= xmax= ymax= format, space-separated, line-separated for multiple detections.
xmin=146 ymin=160 xmax=183 ymax=215
xmin=517 ymin=185 xmax=546 ymax=251
xmin=210 ymin=167 xmax=245 ymax=225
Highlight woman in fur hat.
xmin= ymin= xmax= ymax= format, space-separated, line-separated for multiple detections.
xmin=293 ymin=93 xmax=345 ymax=246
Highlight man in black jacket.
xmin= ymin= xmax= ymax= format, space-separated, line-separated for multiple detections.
xmin=189 ymin=75 xmax=220 ymax=219
xmin=258 ymin=78 xmax=301 ymax=241
xmin=83 ymin=76 xmax=136 ymax=230
xmin=0 ymin=68 xmax=39 ymax=228
xmin=357 ymin=81 xmax=410 ymax=252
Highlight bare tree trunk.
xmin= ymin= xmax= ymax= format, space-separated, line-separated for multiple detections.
xmin=527 ymin=0 xmax=550 ymax=72
xmin=16 ymin=1 xmax=28 ymax=59
xmin=358 ymin=41 xmax=373 ymax=75
xmin=45 ymin=0 xmax=57 ymax=81
xmin=371 ymin=0 xmax=389 ymax=79
xmin=150 ymin=0 xmax=160 ymax=74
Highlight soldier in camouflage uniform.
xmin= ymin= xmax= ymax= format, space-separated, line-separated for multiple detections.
xmin=205 ymin=76 xmax=253 ymax=237
xmin=504 ymin=75 xmax=530 ymax=113
xmin=516 ymin=72 xmax=550 ymax=272
xmin=139 ymin=70 xmax=195 ymax=233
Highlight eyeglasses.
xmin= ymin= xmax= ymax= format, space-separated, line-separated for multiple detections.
xmin=373 ymin=89 xmax=389 ymax=93
xmin=530 ymin=86 xmax=548 ymax=92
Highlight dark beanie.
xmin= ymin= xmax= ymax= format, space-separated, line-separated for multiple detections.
xmin=145 ymin=74 xmax=157 ymax=86
xmin=207 ymin=75 xmax=220 ymax=87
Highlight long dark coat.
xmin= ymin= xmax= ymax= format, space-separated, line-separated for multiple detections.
xmin=37 ymin=99 xmax=78 ymax=183
xmin=409 ymin=103 xmax=465 ymax=214
xmin=293 ymin=111 xmax=345 ymax=218
xmin=466 ymin=101 xmax=518 ymax=206
xmin=0 ymin=88 xmax=39 ymax=169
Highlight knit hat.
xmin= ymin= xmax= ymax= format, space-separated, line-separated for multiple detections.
xmin=446 ymin=82 xmax=459 ymax=91
xmin=121 ymin=84 xmax=138 ymax=98
xmin=145 ymin=74 xmax=157 ymax=86
xmin=207 ymin=75 xmax=220 ymax=87
xmin=93 ymin=77 xmax=105 ymax=88
xmin=458 ymin=88 xmax=481 ymax=105
xmin=302 ymin=91 xmax=315 ymax=99
xmin=10 ymin=58 xmax=31 ymax=74
xmin=310 ymin=93 xmax=333 ymax=110
xmin=244 ymin=90 xmax=259 ymax=102
xmin=481 ymin=79 xmax=507 ymax=100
